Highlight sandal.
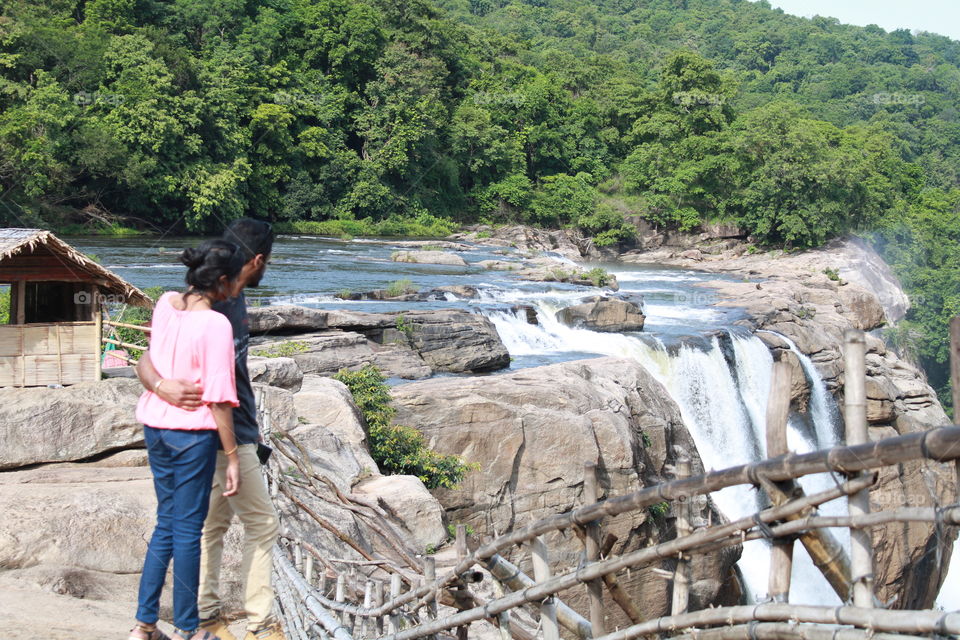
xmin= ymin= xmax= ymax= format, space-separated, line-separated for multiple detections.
xmin=128 ymin=623 xmax=172 ymax=640
xmin=172 ymin=629 xmax=220 ymax=640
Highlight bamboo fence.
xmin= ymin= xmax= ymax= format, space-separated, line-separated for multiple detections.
xmin=264 ymin=322 xmax=960 ymax=640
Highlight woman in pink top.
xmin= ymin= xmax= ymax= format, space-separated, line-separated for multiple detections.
xmin=129 ymin=239 xmax=244 ymax=640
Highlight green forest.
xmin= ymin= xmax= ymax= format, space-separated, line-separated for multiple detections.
xmin=1 ymin=0 xmax=959 ymax=404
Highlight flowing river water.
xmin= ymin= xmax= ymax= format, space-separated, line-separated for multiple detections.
xmin=73 ymin=234 xmax=955 ymax=609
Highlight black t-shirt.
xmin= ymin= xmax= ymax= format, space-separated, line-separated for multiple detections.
xmin=212 ymin=293 xmax=259 ymax=445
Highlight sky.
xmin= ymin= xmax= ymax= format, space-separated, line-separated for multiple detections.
xmin=763 ymin=0 xmax=960 ymax=41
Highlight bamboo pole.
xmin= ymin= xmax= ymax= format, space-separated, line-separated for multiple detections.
xmin=669 ymin=623 xmax=927 ymax=640
xmin=765 ymin=360 xmax=793 ymax=603
xmin=336 ymin=574 xmax=349 ymax=627
xmin=454 ymin=524 xmax=469 ymax=640
xmin=530 ymin=537 xmax=560 ymax=640
xmin=491 ymin=574 xmax=513 ymax=640
xmin=102 ymin=320 xmax=152 ymax=332
xmin=360 ymin=581 xmax=374 ymax=639
xmin=583 ymin=462 xmax=606 ymax=635
xmin=375 ymin=477 xmax=873 ymax=640
xmin=582 ymin=603 xmax=960 ymax=640
xmin=336 ymin=426 xmax=960 ymax=624
xmin=375 ymin=581 xmax=385 ymax=637
xmin=671 ymin=456 xmax=691 ymax=615
xmin=483 ymin=553 xmax=592 ymax=638
xmin=424 ymin=555 xmax=437 ymax=640
xmin=844 ymin=329 xmax=874 ymax=608
xmin=389 ymin=574 xmax=402 ymax=635
xmin=273 ymin=548 xmax=354 ymax=640
xmin=598 ymin=536 xmax=644 ymax=625
xmin=101 ymin=336 xmax=147 ymax=351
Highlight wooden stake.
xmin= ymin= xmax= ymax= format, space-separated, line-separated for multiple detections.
xmin=375 ymin=581 xmax=385 ymax=636
xmin=766 ymin=360 xmax=794 ymax=603
xmin=424 ymin=555 xmax=437 ymax=640
xmin=389 ymin=573 xmax=402 ymax=635
xmin=583 ymin=462 xmax=606 ymax=635
xmin=360 ymin=580 xmax=374 ymax=639
xmin=531 ymin=537 xmax=560 ymax=640
xmin=844 ymin=329 xmax=874 ymax=608
xmin=671 ymin=456 xmax=692 ymax=615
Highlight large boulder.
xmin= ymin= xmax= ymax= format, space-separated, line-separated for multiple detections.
xmin=247 ymin=355 xmax=303 ymax=391
xmin=555 ymin=296 xmax=645 ymax=332
xmin=391 ymin=250 xmax=468 ymax=267
xmin=390 ymin=357 xmax=741 ymax=623
xmin=354 ymin=475 xmax=448 ymax=551
xmin=0 ymin=378 xmax=143 ymax=470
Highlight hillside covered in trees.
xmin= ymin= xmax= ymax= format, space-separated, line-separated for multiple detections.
xmin=1 ymin=0 xmax=958 ymax=404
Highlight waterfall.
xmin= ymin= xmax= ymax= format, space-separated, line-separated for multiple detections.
xmin=484 ymin=302 xmax=845 ymax=605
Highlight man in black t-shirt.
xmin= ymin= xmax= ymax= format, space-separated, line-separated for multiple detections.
xmin=137 ymin=219 xmax=283 ymax=640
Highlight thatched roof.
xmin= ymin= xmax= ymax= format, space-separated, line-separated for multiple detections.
xmin=0 ymin=228 xmax=153 ymax=307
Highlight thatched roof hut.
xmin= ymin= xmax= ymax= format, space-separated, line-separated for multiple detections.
xmin=0 ymin=228 xmax=151 ymax=386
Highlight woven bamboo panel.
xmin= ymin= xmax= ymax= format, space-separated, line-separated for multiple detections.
xmin=0 ymin=322 xmax=99 ymax=386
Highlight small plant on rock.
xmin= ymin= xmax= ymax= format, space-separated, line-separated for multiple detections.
xmin=333 ymin=365 xmax=477 ymax=489
xmin=386 ymin=278 xmax=415 ymax=297
xmin=585 ymin=267 xmax=610 ymax=288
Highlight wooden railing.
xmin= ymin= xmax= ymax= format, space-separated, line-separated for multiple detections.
xmin=101 ymin=318 xmax=150 ymax=365
xmin=259 ymin=322 xmax=960 ymax=640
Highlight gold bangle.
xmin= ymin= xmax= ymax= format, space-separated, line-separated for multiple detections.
xmin=224 ymin=446 xmax=238 ymax=456
xmin=154 ymin=378 xmax=165 ymax=392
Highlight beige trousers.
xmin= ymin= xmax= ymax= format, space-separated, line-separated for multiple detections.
xmin=198 ymin=444 xmax=279 ymax=629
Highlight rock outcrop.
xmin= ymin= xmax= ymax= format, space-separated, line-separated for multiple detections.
xmin=249 ymin=307 xmax=510 ymax=378
xmin=556 ymin=296 xmax=645 ymax=332
xmin=0 ymin=378 xmax=448 ymax=637
xmin=391 ymin=250 xmax=468 ymax=267
xmin=0 ymin=378 xmax=143 ymax=470
xmin=390 ymin=357 xmax=741 ymax=623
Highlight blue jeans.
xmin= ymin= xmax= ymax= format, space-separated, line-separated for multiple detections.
xmin=137 ymin=426 xmax=218 ymax=632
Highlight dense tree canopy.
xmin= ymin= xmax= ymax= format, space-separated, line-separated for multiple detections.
xmin=1 ymin=0 xmax=959 ymax=404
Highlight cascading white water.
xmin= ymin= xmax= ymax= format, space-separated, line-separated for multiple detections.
xmin=485 ymin=301 xmax=846 ymax=605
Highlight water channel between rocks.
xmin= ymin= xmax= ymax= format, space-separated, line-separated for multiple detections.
xmin=72 ymin=234 xmax=942 ymax=608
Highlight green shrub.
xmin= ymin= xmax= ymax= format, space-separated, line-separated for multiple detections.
xmin=275 ymin=213 xmax=457 ymax=238
xmin=584 ymin=267 xmax=610 ymax=288
xmin=333 ymin=365 xmax=476 ymax=489
xmin=252 ymin=340 xmax=309 ymax=358
xmin=106 ymin=286 xmax=164 ymax=353
xmin=0 ymin=286 xmax=9 ymax=324
xmin=647 ymin=501 xmax=670 ymax=518
xmin=386 ymin=279 xmax=415 ymax=297
xmin=822 ymin=267 xmax=840 ymax=282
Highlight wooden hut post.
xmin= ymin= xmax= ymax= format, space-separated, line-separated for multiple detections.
xmin=583 ymin=462 xmax=606 ymax=635
xmin=766 ymin=360 xmax=794 ymax=603
xmin=531 ymin=536 xmax=560 ymax=640
xmin=671 ymin=456 xmax=692 ymax=615
xmin=335 ymin=574 xmax=348 ymax=627
xmin=14 ymin=280 xmax=24 ymax=324
xmin=844 ymin=330 xmax=874 ymax=608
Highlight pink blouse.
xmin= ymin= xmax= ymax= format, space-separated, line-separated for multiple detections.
xmin=135 ymin=291 xmax=239 ymax=430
